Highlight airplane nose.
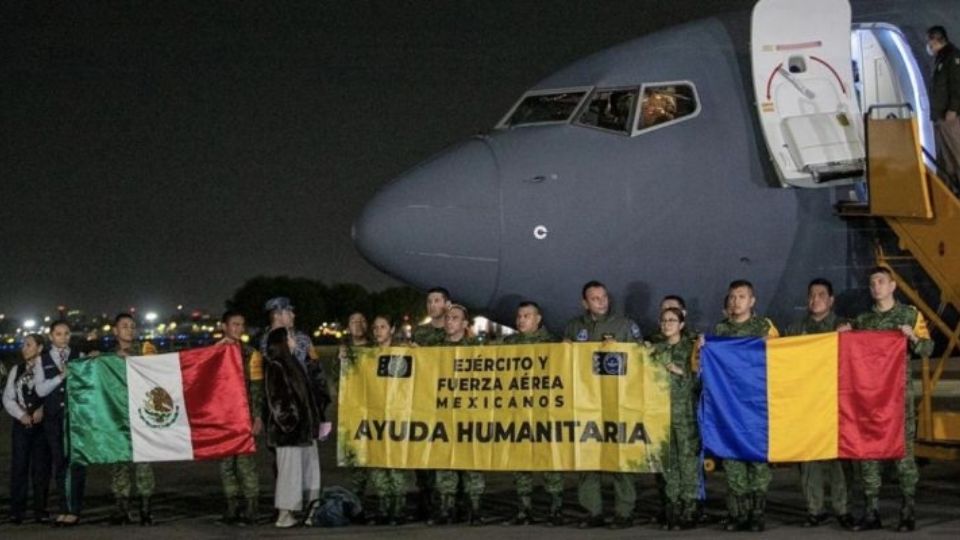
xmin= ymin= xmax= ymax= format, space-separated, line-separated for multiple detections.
xmin=353 ymin=138 xmax=501 ymax=308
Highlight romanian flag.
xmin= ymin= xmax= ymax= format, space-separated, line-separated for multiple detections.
xmin=699 ymin=331 xmax=906 ymax=462
xmin=67 ymin=344 xmax=255 ymax=464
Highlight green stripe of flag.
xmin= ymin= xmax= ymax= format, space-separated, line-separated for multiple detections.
xmin=67 ymin=355 xmax=133 ymax=464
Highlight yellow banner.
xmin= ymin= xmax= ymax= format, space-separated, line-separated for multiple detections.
xmin=337 ymin=342 xmax=670 ymax=472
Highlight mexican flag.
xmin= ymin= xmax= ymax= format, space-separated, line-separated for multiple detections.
xmin=67 ymin=344 xmax=255 ymax=464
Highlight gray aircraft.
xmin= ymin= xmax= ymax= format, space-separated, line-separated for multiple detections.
xmin=353 ymin=0 xmax=958 ymax=332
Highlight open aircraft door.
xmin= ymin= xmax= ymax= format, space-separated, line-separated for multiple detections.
xmin=752 ymin=0 xmax=864 ymax=188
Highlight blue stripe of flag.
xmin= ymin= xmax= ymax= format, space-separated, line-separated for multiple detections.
xmin=699 ymin=336 xmax=768 ymax=462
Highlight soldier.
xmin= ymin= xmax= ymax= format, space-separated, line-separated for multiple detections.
xmin=648 ymin=295 xmax=695 ymax=344
xmin=654 ymin=307 xmax=699 ymax=530
xmin=339 ymin=312 xmax=372 ymax=502
xmin=430 ymin=304 xmax=486 ymax=526
xmin=413 ymin=287 xmax=450 ymax=346
xmin=217 ymin=311 xmax=264 ymax=526
xmin=367 ymin=314 xmax=409 ymax=525
xmin=713 ymin=280 xmax=779 ymax=533
xmin=106 ymin=313 xmax=158 ymax=526
xmin=411 ymin=287 xmax=450 ymax=520
xmin=563 ymin=280 xmax=643 ymax=530
xmin=785 ymin=279 xmax=854 ymax=530
xmin=841 ymin=267 xmax=933 ymax=532
xmin=499 ymin=302 xmax=564 ymax=527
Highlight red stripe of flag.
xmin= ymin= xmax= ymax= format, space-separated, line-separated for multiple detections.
xmin=837 ymin=331 xmax=906 ymax=460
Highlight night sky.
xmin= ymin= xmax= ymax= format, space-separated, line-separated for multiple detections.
xmin=1 ymin=1 xmax=756 ymax=318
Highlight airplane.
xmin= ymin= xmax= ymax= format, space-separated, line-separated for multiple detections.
xmin=352 ymin=0 xmax=959 ymax=335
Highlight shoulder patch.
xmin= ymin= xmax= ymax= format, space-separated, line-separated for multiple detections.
xmin=631 ymin=323 xmax=642 ymax=340
xmin=576 ymin=329 xmax=588 ymax=342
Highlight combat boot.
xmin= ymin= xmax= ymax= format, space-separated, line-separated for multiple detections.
xmin=677 ymin=500 xmax=696 ymax=530
xmin=240 ymin=497 xmax=259 ymax=526
xmin=139 ymin=497 xmax=154 ymax=527
xmin=659 ymin=502 xmax=674 ymax=530
xmin=221 ymin=497 xmax=239 ymax=525
xmin=467 ymin=497 xmax=485 ymax=526
xmin=897 ymin=498 xmax=916 ymax=532
xmin=545 ymin=495 xmax=564 ymax=527
xmin=389 ymin=495 xmax=407 ymax=526
xmin=109 ymin=498 xmax=133 ymax=526
xmin=854 ymin=508 xmax=882 ymax=531
xmin=502 ymin=496 xmax=532 ymax=526
xmin=748 ymin=492 xmax=765 ymax=532
xmin=427 ymin=494 xmax=455 ymax=526
xmin=723 ymin=496 xmax=749 ymax=532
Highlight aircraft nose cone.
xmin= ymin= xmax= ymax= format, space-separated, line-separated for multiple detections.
xmin=353 ymin=138 xmax=501 ymax=308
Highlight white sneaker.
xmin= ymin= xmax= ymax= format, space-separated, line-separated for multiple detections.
xmin=275 ymin=510 xmax=298 ymax=528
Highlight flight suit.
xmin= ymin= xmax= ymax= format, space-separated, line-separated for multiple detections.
xmin=219 ymin=344 xmax=264 ymax=522
xmin=714 ymin=315 xmax=779 ymax=529
xmin=654 ymin=336 xmax=699 ymax=525
xmin=110 ymin=341 xmax=158 ymax=524
xmin=433 ymin=335 xmax=485 ymax=522
xmin=785 ymin=313 xmax=849 ymax=520
xmin=852 ymin=303 xmax=932 ymax=520
xmin=500 ymin=328 xmax=563 ymax=523
xmin=564 ymin=312 xmax=643 ymax=524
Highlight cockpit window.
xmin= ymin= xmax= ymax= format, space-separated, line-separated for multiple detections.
xmin=576 ymin=88 xmax=639 ymax=133
xmin=636 ymin=83 xmax=699 ymax=131
xmin=502 ymin=91 xmax=588 ymax=127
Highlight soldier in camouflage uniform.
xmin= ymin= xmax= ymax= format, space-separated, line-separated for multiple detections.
xmin=785 ymin=279 xmax=855 ymax=529
xmin=653 ymin=307 xmax=700 ymax=530
xmin=498 ymin=302 xmax=564 ymax=526
xmin=106 ymin=313 xmax=159 ymax=526
xmin=563 ymin=281 xmax=643 ymax=530
xmin=844 ymin=267 xmax=933 ymax=532
xmin=217 ymin=311 xmax=264 ymax=526
xmin=366 ymin=314 xmax=409 ymax=525
xmin=429 ymin=304 xmax=486 ymax=526
xmin=411 ymin=287 xmax=450 ymax=520
xmin=339 ymin=312 xmax=372 ymax=502
xmin=713 ymin=280 xmax=779 ymax=533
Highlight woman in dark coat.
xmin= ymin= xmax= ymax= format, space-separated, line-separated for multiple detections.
xmin=263 ymin=327 xmax=321 ymax=528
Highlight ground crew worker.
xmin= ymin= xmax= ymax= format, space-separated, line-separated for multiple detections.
xmin=413 ymin=287 xmax=451 ymax=346
xmin=217 ymin=311 xmax=264 ymax=526
xmin=429 ymin=304 xmax=485 ymax=526
xmin=411 ymin=286 xmax=451 ymax=520
xmin=563 ymin=280 xmax=643 ymax=530
xmin=366 ymin=314 xmax=409 ymax=525
xmin=339 ymin=311 xmax=372 ymax=502
xmin=785 ymin=279 xmax=854 ymax=530
xmin=713 ymin=280 xmax=779 ymax=533
xmin=841 ymin=267 xmax=933 ymax=532
xmin=499 ymin=301 xmax=564 ymax=527
xmin=927 ymin=25 xmax=960 ymax=189
xmin=653 ymin=307 xmax=699 ymax=530
xmin=106 ymin=313 xmax=158 ymax=526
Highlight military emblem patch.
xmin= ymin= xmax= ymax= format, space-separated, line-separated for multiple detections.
xmin=576 ymin=329 xmax=588 ymax=341
xmin=138 ymin=386 xmax=180 ymax=428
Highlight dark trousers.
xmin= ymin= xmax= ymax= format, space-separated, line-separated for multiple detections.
xmin=10 ymin=421 xmax=51 ymax=519
xmin=46 ymin=410 xmax=87 ymax=514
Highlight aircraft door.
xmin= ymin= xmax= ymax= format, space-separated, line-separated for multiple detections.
xmin=752 ymin=0 xmax=863 ymax=188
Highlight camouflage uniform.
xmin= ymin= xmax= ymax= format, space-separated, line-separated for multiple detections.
xmin=714 ymin=315 xmax=779 ymax=528
xmin=411 ymin=322 xmax=444 ymax=519
xmin=852 ymin=303 xmax=932 ymax=520
xmin=433 ymin=335 xmax=486 ymax=521
xmin=654 ymin=336 xmax=699 ymax=524
xmin=219 ymin=344 xmax=264 ymax=522
xmin=564 ymin=312 xmax=643 ymax=523
xmin=111 ymin=341 xmax=158 ymax=501
xmin=341 ymin=339 xmax=373 ymax=499
xmin=785 ymin=313 xmax=849 ymax=519
xmin=501 ymin=328 xmax=564 ymax=522
xmin=369 ymin=468 xmax=408 ymax=522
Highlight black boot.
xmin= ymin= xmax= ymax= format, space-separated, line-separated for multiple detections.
xmin=660 ymin=502 xmax=674 ymax=530
xmin=723 ymin=496 xmax=748 ymax=532
xmin=427 ymin=495 xmax=454 ymax=526
xmin=837 ymin=513 xmax=856 ymax=530
xmin=677 ymin=500 xmax=696 ymax=530
xmin=467 ymin=497 xmax=485 ymax=527
xmin=502 ymin=496 xmax=531 ymax=526
xmin=749 ymin=493 xmax=765 ymax=532
xmin=139 ymin=497 xmax=154 ymax=526
xmin=897 ymin=499 xmax=915 ymax=532
xmin=221 ymin=497 xmax=239 ymax=525
xmin=240 ymin=497 xmax=258 ymax=526
xmin=855 ymin=508 xmax=882 ymax=531
xmin=109 ymin=498 xmax=132 ymax=525
xmin=545 ymin=495 xmax=564 ymax=527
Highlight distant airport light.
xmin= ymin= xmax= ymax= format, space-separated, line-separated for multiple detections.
xmin=23 ymin=319 xmax=36 ymax=329
xmin=145 ymin=312 xmax=158 ymax=323
xmin=102 ymin=324 xmax=111 ymax=332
